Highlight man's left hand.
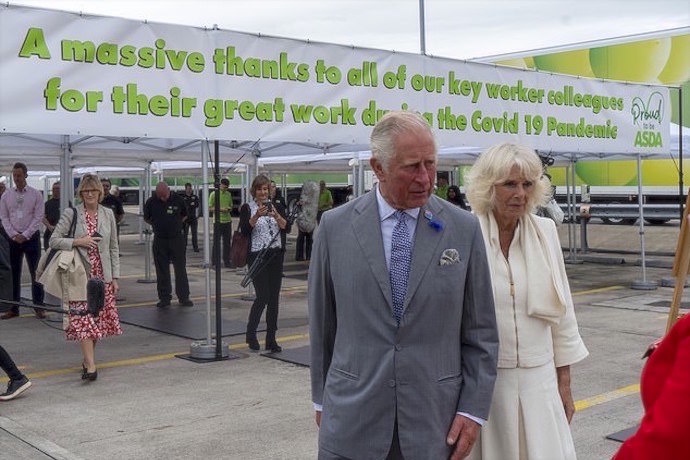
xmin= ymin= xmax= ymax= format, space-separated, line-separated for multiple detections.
xmin=13 ymin=234 xmax=27 ymax=244
xmin=446 ymin=414 xmax=480 ymax=459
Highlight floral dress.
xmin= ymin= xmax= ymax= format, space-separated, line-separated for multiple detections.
xmin=65 ymin=209 xmax=123 ymax=341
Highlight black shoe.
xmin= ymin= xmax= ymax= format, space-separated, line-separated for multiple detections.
xmin=224 ymin=263 xmax=235 ymax=269
xmin=265 ymin=341 xmax=282 ymax=353
xmin=156 ymin=300 xmax=171 ymax=308
xmin=0 ymin=376 xmax=32 ymax=401
xmin=246 ymin=335 xmax=260 ymax=351
xmin=179 ymin=299 xmax=194 ymax=307
xmin=83 ymin=370 xmax=98 ymax=381
xmin=193 ymin=248 xmax=200 ymax=253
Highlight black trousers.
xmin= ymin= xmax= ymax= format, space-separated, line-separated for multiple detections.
xmin=7 ymin=232 xmax=43 ymax=313
xmin=295 ymin=230 xmax=313 ymax=260
xmin=184 ymin=218 xmax=199 ymax=250
xmin=152 ymin=235 xmax=190 ymax=301
xmin=212 ymin=222 xmax=232 ymax=266
xmin=0 ymin=345 xmax=24 ymax=381
xmin=246 ymin=248 xmax=283 ymax=341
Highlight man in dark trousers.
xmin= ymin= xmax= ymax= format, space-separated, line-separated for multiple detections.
xmin=181 ymin=182 xmax=200 ymax=252
xmin=0 ymin=162 xmax=46 ymax=319
xmin=208 ymin=177 xmax=233 ymax=268
xmin=144 ymin=182 xmax=193 ymax=308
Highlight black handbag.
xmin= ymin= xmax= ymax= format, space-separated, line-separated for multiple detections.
xmin=86 ymin=278 xmax=106 ymax=316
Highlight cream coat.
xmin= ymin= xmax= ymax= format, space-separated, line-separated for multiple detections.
xmin=477 ymin=212 xmax=588 ymax=369
xmin=49 ymin=205 xmax=120 ymax=282
xmin=38 ymin=247 xmax=88 ymax=301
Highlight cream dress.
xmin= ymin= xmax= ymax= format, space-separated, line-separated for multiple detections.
xmin=467 ymin=213 xmax=589 ymax=460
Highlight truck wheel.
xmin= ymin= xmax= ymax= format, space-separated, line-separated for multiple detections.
xmin=644 ymin=218 xmax=670 ymax=225
xmin=601 ymin=201 xmax=637 ymax=225
xmin=601 ymin=216 xmax=637 ymax=225
xmin=601 ymin=213 xmax=637 ymax=225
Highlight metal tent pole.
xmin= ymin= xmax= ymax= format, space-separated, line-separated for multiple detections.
xmin=632 ymin=153 xmax=657 ymax=290
xmin=189 ymin=140 xmax=232 ymax=360
xmin=137 ymin=163 xmax=156 ymax=284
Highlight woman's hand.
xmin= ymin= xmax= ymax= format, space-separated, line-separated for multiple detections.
xmin=251 ymin=203 xmax=273 ymax=224
xmin=112 ymin=279 xmax=119 ymax=294
xmin=557 ymin=365 xmax=575 ymax=423
xmin=74 ymin=234 xmax=100 ymax=250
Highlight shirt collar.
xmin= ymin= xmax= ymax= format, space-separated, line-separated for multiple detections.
xmin=375 ymin=185 xmax=420 ymax=222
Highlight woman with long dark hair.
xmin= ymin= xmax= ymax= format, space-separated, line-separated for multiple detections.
xmin=446 ymin=185 xmax=468 ymax=210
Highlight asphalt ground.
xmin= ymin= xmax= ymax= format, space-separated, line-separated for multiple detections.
xmin=1 ymin=219 xmax=688 ymax=459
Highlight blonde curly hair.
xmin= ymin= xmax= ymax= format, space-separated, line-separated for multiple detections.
xmin=464 ymin=143 xmax=552 ymax=215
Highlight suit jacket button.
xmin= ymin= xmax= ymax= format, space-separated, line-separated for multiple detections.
xmin=388 ymin=380 xmax=396 ymax=388
xmin=395 ymin=345 xmax=402 ymax=351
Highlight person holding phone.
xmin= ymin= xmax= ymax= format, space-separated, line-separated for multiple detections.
xmin=240 ymin=175 xmax=288 ymax=352
xmin=49 ymin=173 xmax=122 ymax=382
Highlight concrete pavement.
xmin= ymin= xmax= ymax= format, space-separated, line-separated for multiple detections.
xmin=1 ymin=221 xmax=688 ymax=459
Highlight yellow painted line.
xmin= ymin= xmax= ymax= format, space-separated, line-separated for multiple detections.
xmin=575 ymin=384 xmax=640 ymax=411
xmin=572 ymin=285 xmax=625 ymax=296
xmin=4 ymin=333 xmax=309 ymax=383
xmin=117 ymin=284 xmax=307 ymax=308
xmin=6 ymin=326 xmax=641 ymax=414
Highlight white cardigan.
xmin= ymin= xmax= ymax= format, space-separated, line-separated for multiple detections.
xmin=478 ymin=213 xmax=589 ymax=369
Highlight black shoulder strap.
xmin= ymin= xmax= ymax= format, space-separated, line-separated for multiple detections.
xmin=67 ymin=206 xmax=77 ymax=238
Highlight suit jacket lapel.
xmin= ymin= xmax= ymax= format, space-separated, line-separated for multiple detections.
xmin=352 ymin=192 xmax=393 ymax=308
xmin=405 ymin=198 xmax=445 ymax=309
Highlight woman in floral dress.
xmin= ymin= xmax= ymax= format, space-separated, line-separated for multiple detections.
xmin=49 ymin=173 xmax=122 ymax=381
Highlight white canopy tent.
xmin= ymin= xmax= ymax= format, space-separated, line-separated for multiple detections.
xmin=0 ymin=3 xmax=678 ymax=349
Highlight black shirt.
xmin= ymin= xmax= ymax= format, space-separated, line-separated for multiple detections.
xmin=144 ymin=193 xmax=187 ymax=238
xmin=181 ymin=192 xmax=200 ymax=220
xmin=44 ymin=197 xmax=61 ymax=227
xmin=101 ymin=194 xmax=125 ymax=222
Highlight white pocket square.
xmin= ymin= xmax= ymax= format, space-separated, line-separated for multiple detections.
xmin=439 ymin=249 xmax=460 ymax=266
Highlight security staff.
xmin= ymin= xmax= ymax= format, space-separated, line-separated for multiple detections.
xmin=143 ymin=182 xmax=192 ymax=308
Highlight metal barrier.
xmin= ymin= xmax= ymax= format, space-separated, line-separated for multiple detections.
xmin=559 ymin=203 xmax=682 ymax=224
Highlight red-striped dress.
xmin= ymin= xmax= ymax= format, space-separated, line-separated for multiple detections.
xmin=65 ymin=210 xmax=123 ymax=341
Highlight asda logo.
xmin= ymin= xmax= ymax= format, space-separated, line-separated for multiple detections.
xmin=631 ymin=92 xmax=664 ymax=148
xmin=631 ymin=92 xmax=663 ymax=128
xmin=634 ymin=131 xmax=662 ymax=147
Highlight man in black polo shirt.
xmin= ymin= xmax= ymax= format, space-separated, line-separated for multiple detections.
xmin=143 ymin=182 xmax=193 ymax=308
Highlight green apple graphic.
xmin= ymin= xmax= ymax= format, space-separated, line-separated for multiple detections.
xmin=590 ymin=38 xmax=672 ymax=82
xmin=534 ymin=50 xmax=594 ymax=77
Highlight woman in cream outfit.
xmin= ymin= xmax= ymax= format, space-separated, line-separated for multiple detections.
xmin=465 ymin=143 xmax=589 ymax=460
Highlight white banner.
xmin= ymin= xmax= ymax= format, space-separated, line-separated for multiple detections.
xmin=0 ymin=5 xmax=671 ymax=154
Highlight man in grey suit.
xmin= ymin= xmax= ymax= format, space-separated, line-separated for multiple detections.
xmin=309 ymin=110 xmax=499 ymax=459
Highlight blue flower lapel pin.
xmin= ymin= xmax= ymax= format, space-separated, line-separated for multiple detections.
xmin=440 ymin=249 xmax=460 ymax=266
xmin=424 ymin=210 xmax=443 ymax=231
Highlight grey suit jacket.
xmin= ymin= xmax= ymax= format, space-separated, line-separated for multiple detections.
xmin=49 ymin=205 xmax=120 ymax=282
xmin=309 ymin=191 xmax=498 ymax=460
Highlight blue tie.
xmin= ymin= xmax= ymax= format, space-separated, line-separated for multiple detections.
xmin=390 ymin=210 xmax=412 ymax=324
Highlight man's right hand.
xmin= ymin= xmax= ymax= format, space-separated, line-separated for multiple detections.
xmin=315 ymin=410 xmax=322 ymax=427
